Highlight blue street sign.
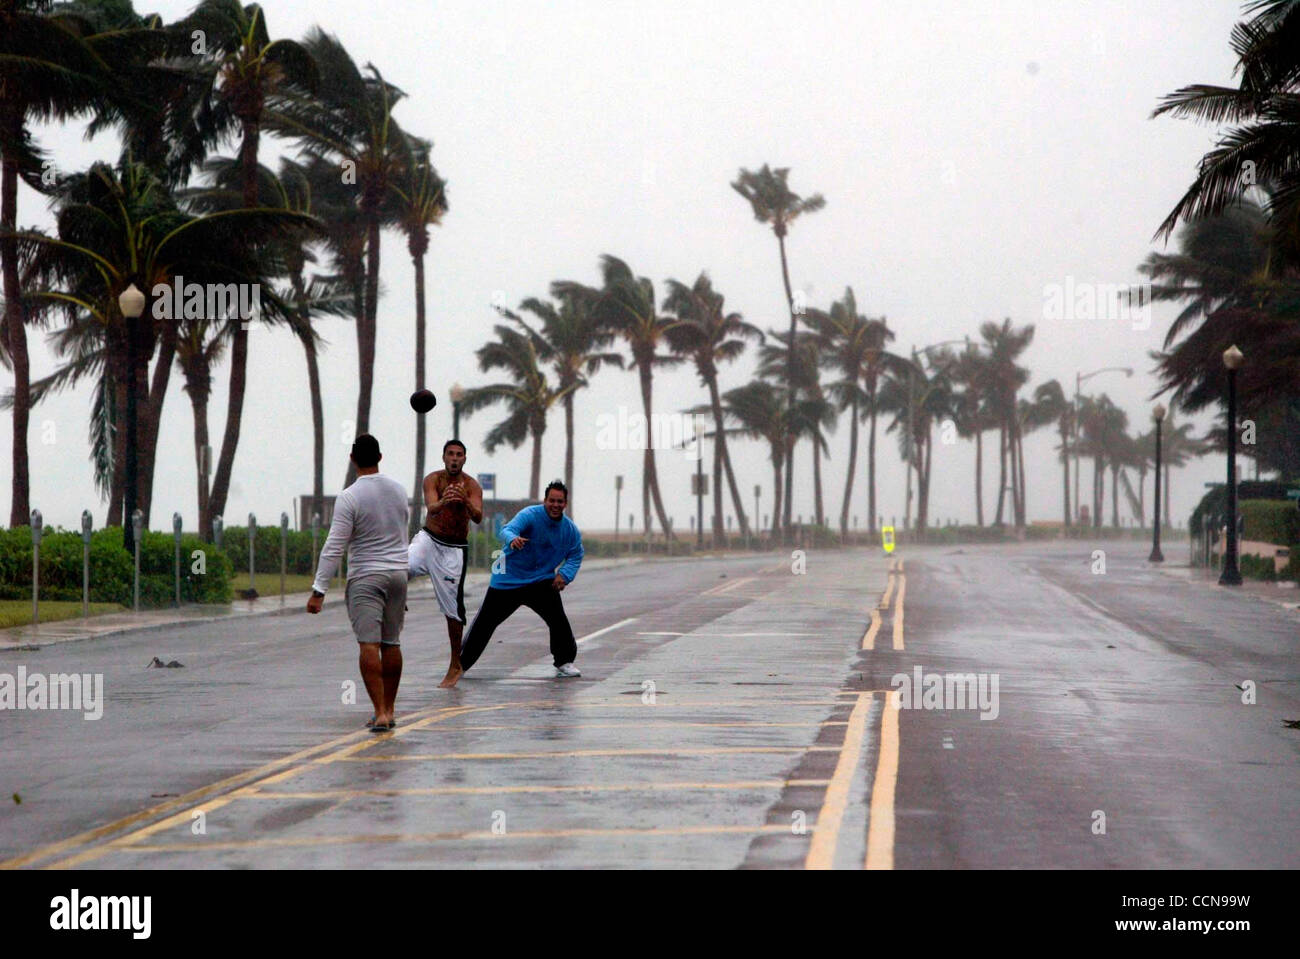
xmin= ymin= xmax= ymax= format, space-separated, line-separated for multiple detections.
xmin=478 ymin=473 xmax=496 ymax=492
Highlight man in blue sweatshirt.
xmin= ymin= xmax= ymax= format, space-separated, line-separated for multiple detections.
xmin=459 ymin=481 xmax=585 ymax=678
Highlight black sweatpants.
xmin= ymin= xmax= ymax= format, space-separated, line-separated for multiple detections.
xmin=459 ymin=579 xmax=577 ymax=671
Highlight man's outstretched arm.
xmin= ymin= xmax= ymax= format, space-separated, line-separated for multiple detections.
xmin=555 ymin=530 xmax=584 ymax=585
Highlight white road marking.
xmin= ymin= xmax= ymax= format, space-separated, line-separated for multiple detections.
xmin=577 ymin=617 xmax=638 ymax=644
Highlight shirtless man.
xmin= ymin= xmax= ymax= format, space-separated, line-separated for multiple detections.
xmin=407 ymin=439 xmax=484 ymax=687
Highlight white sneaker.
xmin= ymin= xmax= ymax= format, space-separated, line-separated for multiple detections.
xmin=555 ymin=663 xmax=581 ymax=678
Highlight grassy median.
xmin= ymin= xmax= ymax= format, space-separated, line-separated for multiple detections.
xmin=0 ymin=601 xmax=127 ymax=629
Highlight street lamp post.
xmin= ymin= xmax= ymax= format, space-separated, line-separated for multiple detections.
xmin=119 ymin=283 xmax=146 ymax=555
xmin=173 ymin=512 xmax=183 ymax=606
xmin=131 ymin=509 xmax=143 ymax=611
xmin=1149 ymin=404 xmax=1166 ymax=563
xmin=1220 ymin=346 xmax=1244 ymax=586
xmin=450 ymin=382 xmax=465 ymax=439
xmin=692 ymin=423 xmax=704 ymax=548
xmin=81 ymin=510 xmax=93 ymax=618
xmin=614 ymin=475 xmax=623 ymax=550
xmin=31 ymin=510 xmax=42 ymax=626
xmin=248 ymin=512 xmax=257 ymax=596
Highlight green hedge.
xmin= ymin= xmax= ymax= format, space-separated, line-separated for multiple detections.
xmin=1190 ymin=480 xmax=1295 ymax=532
xmin=0 ymin=526 xmax=232 ymax=606
xmin=1239 ymin=499 xmax=1300 ymax=547
xmin=219 ymin=525 xmax=320 ymax=575
xmin=1239 ymin=553 xmax=1280 ymax=582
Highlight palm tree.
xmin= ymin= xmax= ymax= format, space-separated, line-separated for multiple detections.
xmin=1015 ymin=383 xmax=1066 ymax=525
xmin=1077 ymin=394 xmax=1128 ymax=529
xmin=949 ymin=345 xmax=997 ymax=527
xmin=269 ymin=28 xmax=404 ymax=489
xmin=14 ymin=158 xmax=307 ymax=525
xmin=1161 ymin=415 xmax=1211 ymax=527
xmin=731 ymin=164 xmax=825 ymax=537
xmin=879 ymin=353 xmax=955 ymax=532
xmin=274 ymin=159 xmax=349 ymax=535
xmin=1152 ymin=0 xmax=1300 ymax=264
xmin=805 ymin=288 xmax=884 ymax=537
xmin=1143 ymin=202 xmax=1300 ymax=478
xmin=721 ymin=380 xmax=789 ymax=540
xmin=1030 ymin=380 xmax=1073 ymax=526
xmin=757 ymin=329 xmax=831 ymax=528
xmin=555 ymin=255 xmax=681 ymax=539
xmin=184 ymin=154 xmax=342 ymax=537
xmin=389 ymin=132 xmax=448 ymax=530
xmin=979 ymin=319 xmax=1035 ymax=528
xmin=1106 ymin=426 xmax=1137 ymax=529
xmin=663 ymin=272 xmax=762 ymax=541
xmin=174 ymin=315 xmax=224 ymax=533
xmin=168 ymin=0 xmax=316 ymax=525
xmin=1074 ymin=395 xmax=1105 ymax=527
xmin=497 ymin=289 xmax=623 ymax=518
xmin=461 ymin=322 xmax=575 ymax=499
xmin=298 ymin=151 xmax=366 ymax=504
xmin=1124 ymin=425 xmax=1157 ymax=526
xmin=0 ymin=0 xmax=136 ymax=524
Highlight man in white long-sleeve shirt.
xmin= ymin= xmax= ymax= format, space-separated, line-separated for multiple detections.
xmin=307 ymin=434 xmax=410 ymax=732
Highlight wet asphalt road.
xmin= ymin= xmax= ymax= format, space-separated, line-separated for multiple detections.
xmin=1 ymin=541 xmax=1296 ymax=869
xmin=875 ymin=541 xmax=1300 ymax=869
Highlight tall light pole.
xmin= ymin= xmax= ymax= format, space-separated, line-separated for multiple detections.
xmin=1073 ymin=366 xmax=1132 ymax=524
xmin=119 ymin=283 xmax=146 ymax=555
xmin=450 ymin=382 xmax=465 ymax=439
xmin=1148 ymin=403 xmax=1166 ymax=563
xmin=1220 ymin=345 xmax=1244 ymax=586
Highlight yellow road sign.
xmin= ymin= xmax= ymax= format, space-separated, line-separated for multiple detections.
xmin=882 ymin=526 xmax=895 ymax=553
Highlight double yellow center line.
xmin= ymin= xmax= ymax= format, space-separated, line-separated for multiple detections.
xmin=806 ymin=557 xmax=904 ymax=869
xmin=862 ymin=558 xmax=904 ymax=650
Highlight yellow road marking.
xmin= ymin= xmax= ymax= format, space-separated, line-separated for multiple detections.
xmin=247 ymin=779 xmax=835 ymax=800
xmin=112 ymin=823 xmax=800 ymax=854
xmin=865 ymin=689 xmax=901 ymax=870
xmin=892 ymin=574 xmax=906 ymax=650
xmin=0 ymin=701 xmax=480 ymax=870
xmin=334 ymin=745 xmax=841 ymax=762
xmin=702 ymin=576 xmax=757 ymax=596
xmin=39 ymin=702 xmax=514 ymax=869
xmin=437 ymin=721 xmax=848 ymax=732
xmin=879 ymin=574 xmax=896 ymax=610
xmin=547 ymin=700 xmax=849 ymax=709
xmin=804 ymin=692 xmax=873 ymax=870
xmin=13 ymin=689 xmax=872 ymax=868
xmin=861 ymin=608 xmax=882 ymax=650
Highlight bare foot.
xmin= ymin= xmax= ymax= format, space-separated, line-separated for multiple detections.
xmin=369 ymin=713 xmax=394 ymax=732
xmin=439 ymin=664 xmax=464 ymax=688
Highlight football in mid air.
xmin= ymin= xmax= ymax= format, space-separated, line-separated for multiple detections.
xmin=410 ymin=389 xmax=437 ymax=413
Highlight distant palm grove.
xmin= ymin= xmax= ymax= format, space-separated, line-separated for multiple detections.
xmin=2 ymin=1 xmax=1297 ymax=549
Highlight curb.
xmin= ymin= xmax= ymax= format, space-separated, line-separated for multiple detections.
xmin=0 ymin=555 xmax=658 ymax=650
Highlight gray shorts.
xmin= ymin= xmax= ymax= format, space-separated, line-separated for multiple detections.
xmin=345 ymin=571 xmax=408 ymax=645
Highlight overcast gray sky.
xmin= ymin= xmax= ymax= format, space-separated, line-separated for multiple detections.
xmin=2 ymin=0 xmax=1246 ymax=534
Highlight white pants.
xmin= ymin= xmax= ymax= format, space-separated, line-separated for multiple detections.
xmin=408 ymin=531 xmax=468 ymax=623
